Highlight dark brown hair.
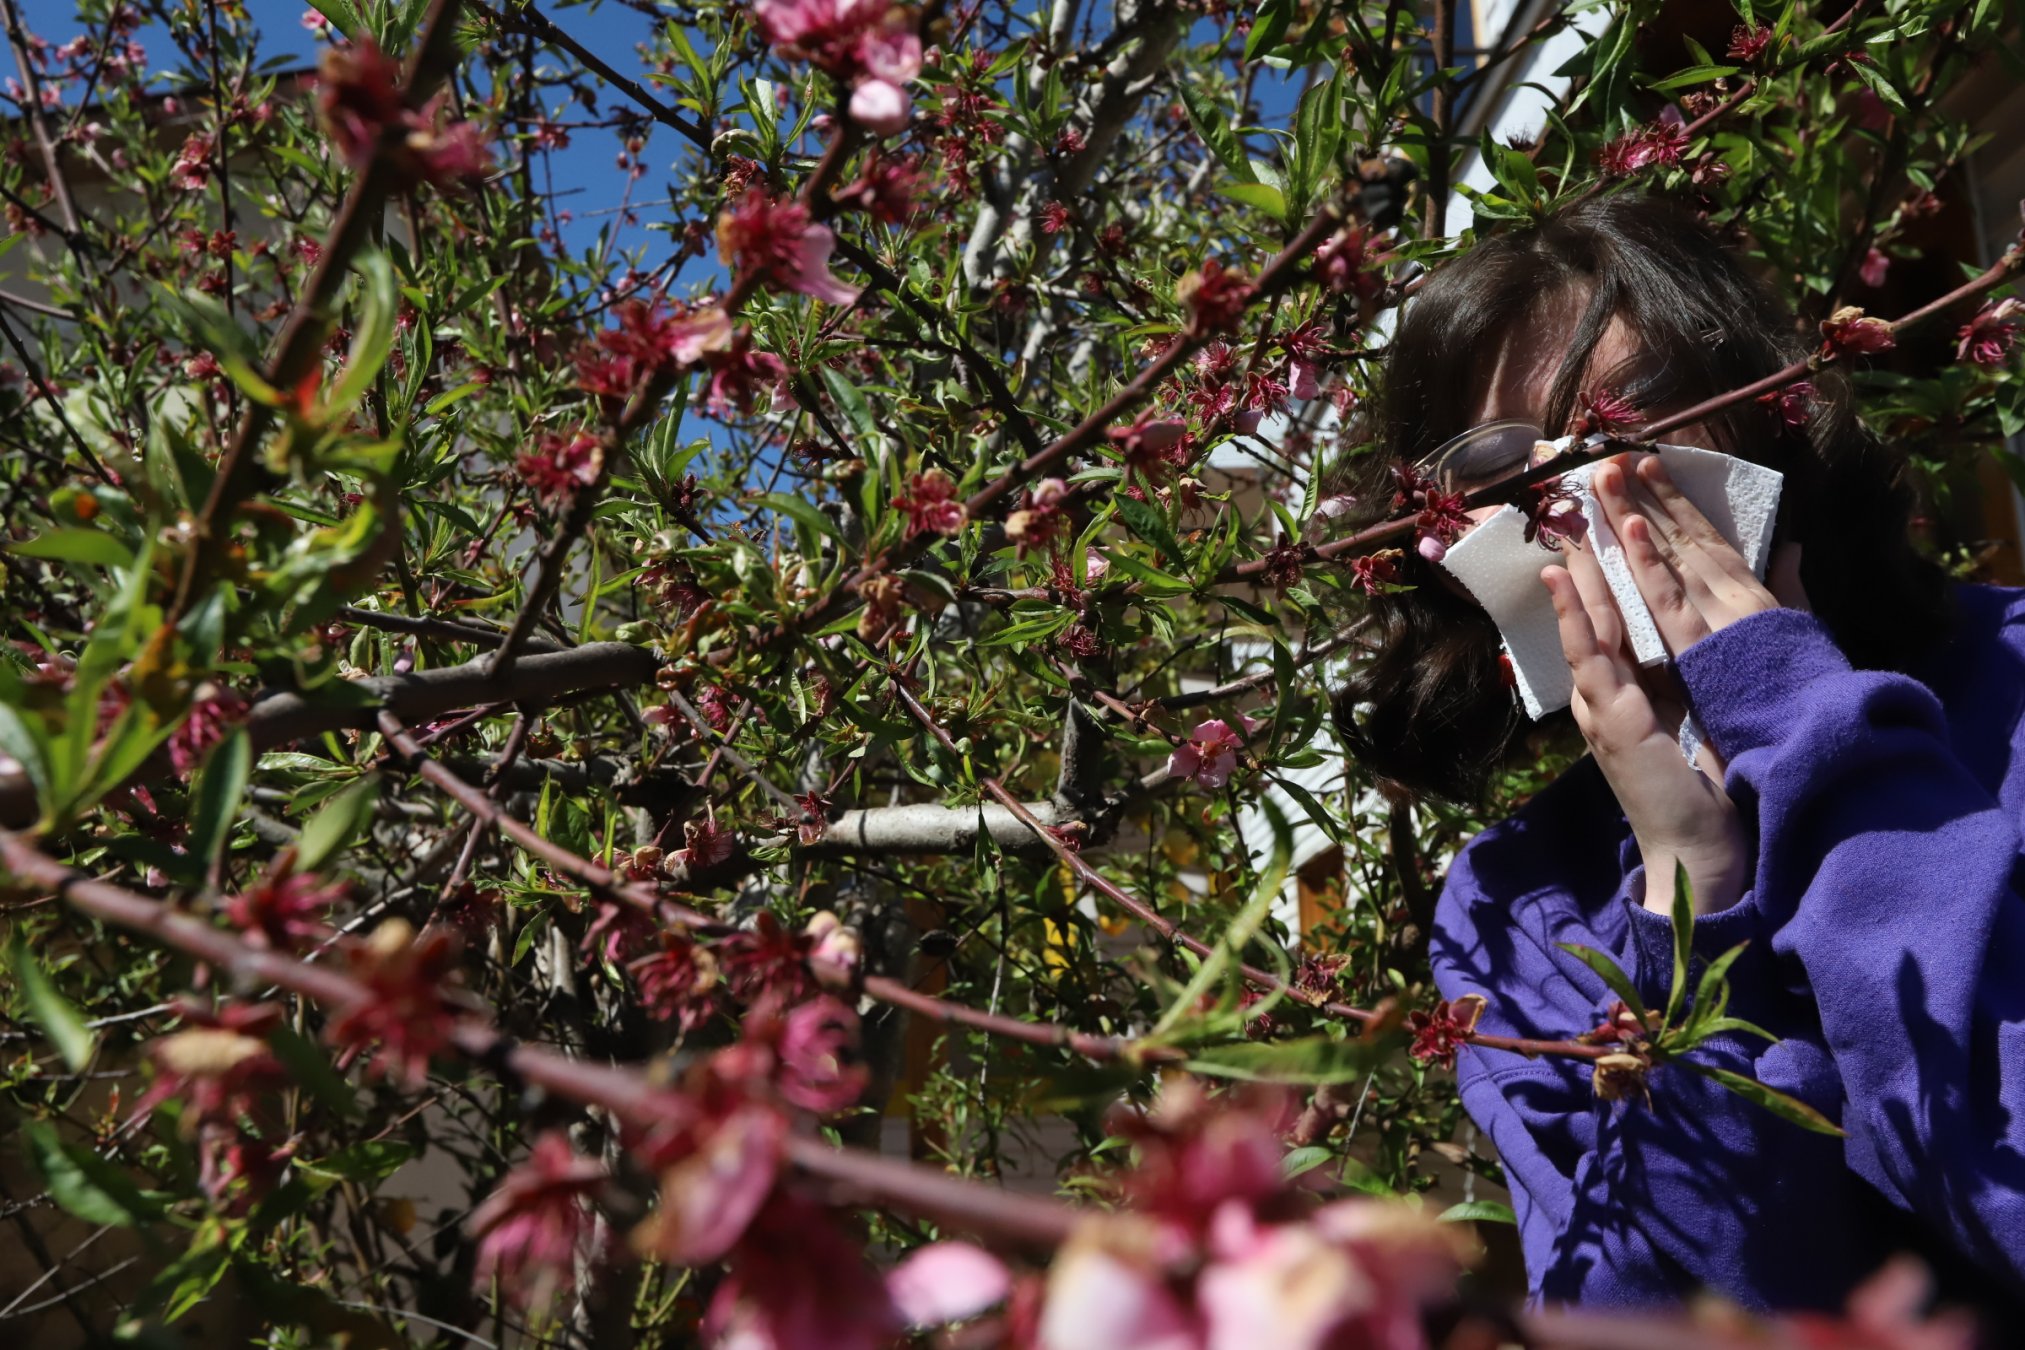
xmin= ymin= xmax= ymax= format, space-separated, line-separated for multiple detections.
xmin=1329 ymin=191 xmax=1954 ymax=805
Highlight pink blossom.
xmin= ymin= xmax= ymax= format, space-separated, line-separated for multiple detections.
xmin=629 ymin=930 xmax=722 ymax=1030
xmin=1350 ymin=549 xmax=1404 ymax=596
xmin=1758 ymin=379 xmax=1816 ymax=427
xmin=224 ymin=853 xmax=347 ymax=950
xmin=703 ymin=1195 xmax=913 ymax=1350
xmin=673 ymin=808 xmax=738 ymax=871
xmin=1168 ymin=718 xmax=1248 ymax=791
xmin=1178 ymin=259 xmax=1256 ymax=335
xmin=848 ymin=75 xmax=912 ymax=135
xmin=327 ymin=920 xmax=463 ymax=1090
xmin=1261 ymin=541 xmax=1305 ymax=591
xmin=468 ymin=1132 xmax=607 ymax=1311
xmin=516 ymin=431 xmax=603 ymax=503
xmin=1406 ymin=994 xmax=1486 ymax=1069
xmin=835 ymin=151 xmax=921 ymax=225
xmin=1005 ymin=477 xmax=1070 ymax=555
xmin=886 ymin=1241 xmax=1013 ymax=1328
xmin=316 ymin=40 xmax=491 ymax=186
xmin=168 ymin=682 xmax=248 ymax=776
xmin=171 ymin=133 xmax=213 ymax=191
xmin=1860 ymin=247 xmax=1891 ymax=289
xmin=1956 ymin=298 xmax=2021 ymax=366
xmin=1820 ymin=305 xmax=1897 ymax=360
xmin=1727 ymin=22 xmax=1772 ymax=61
xmin=718 ymin=189 xmax=861 ymax=305
xmin=893 ymin=468 xmax=967 ymax=538
xmin=1570 ymin=386 xmax=1641 ymax=437
xmin=137 ymin=1001 xmax=288 ymax=1130
xmin=1313 ymin=223 xmax=1390 ymax=301
xmin=1523 ymin=478 xmax=1588 ymax=552
xmin=1038 ymin=200 xmax=1073 ymax=233
xmin=768 ymin=995 xmax=868 ymax=1113
xmin=1596 ymin=117 xmax=1690 ymax=176
xmin=702 ymin=327 xmax=789 ymax=418
xmin=752 ymin=0 xmax=924 ymax=133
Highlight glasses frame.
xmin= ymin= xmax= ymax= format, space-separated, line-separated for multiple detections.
xmin=1410 ymin=418 xmax=1555 ymax=495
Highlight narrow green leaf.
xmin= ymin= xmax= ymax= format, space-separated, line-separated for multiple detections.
xmin=23 ymin=1121 xmax=160 ymax=1225
xmin=189 ymin=729 xmax=251 ymax=877
xmin=306 ymin=0 xmax=365 ymax=39
xmin=9 ymin=935 xmax=95 ymax=1071
xmin=1186 ymin=1034 xmax=1375 ymax=1084
xmin=1665 ymin=859 xmax=1694 ymax=1028
xmin=1556 ymin=942 xmax=1651 ymax=1026
xmin=1438 ymin=1200 xmax=1517 ymax=1225
xmin=295 ymin=774 xmax=379 ymax=872
xmin=1114 ymin=494 xmax=1189 ymax=570
xmin=1216 ymin=181 xmax=1289 ymax=221
xmin=1244 ymin=0 xmax=1293 ymax=62
xmin=1177 ymin=82 xmax=1258 ymax=182
xmin=1688 ymin=939 xmax=1751 ymax=1033
xmin=1687 ymin=1062 xmax=1846 ymax=1137
xmin=5 ymin=528 xmax=135 ymax=569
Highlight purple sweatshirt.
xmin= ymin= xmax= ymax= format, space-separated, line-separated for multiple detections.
xmin=1431 ymin=582 xmax=2025 ymax=1314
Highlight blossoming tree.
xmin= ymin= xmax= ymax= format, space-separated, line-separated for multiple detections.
xmin=0 ymin=0 xmax=2017 ymax=1344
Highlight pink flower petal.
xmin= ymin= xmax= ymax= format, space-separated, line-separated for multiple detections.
xmin=886 ymin=1242 xmax=1011 ymax=1328
xmin=848 ymin=78 xmax=912 ymax=135
xmin=789 ymin=222 xmax=863 ymax=306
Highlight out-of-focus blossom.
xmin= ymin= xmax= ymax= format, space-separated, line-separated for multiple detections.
xmin=469 ymin=1132 xmax=607 ymax=1311
xmin=516 ymin=431 xmax=603 ymax=503
xmin=1314 ymin=223 xmax=1390 ymax=301
xmin=316 ymin=40 xmax=491 ymax=185
xmin=893 ymin=468 xmax=967 ymax=538
xmin=224 ymin=851 xmax=347 ymax=950
xmin=752 ymin=0 xmax=923 ymax=135
xmin=168 ymin=682 xmax=248 ymax=777
xmin=629 ymin=929 xmax=722 ymax=1030
xmin=1349 ymin=549 xmax=1405 ymax=596
xmin=328 ymin=920 xmax=463 ymax=1090
xmin=717 ymin=189 xmax=861 ymax=305
xmin=835 ymin=151 xmax=921 ymax=226
xmin=1860 ymin=247 xmax=1892 ymax=289
xmin=1178 ymin=259 xmax=1257 ymax=336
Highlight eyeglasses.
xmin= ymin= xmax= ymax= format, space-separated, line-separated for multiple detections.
xmin=1411 ymin=419 xmax=1562 ymax=494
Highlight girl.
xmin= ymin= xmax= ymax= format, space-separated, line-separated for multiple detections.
xmin=1330 ymin=192 xmax=2025 ymax=1317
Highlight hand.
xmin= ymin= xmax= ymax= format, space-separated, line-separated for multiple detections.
xmin=1540 ymin=529 xmax=1749 ymax=916
xmin=1590 ymin=453 xmax=1809 ymax=651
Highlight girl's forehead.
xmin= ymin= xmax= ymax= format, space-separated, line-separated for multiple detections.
xmin=1471 ymin=289 xmax=1640 ymax=425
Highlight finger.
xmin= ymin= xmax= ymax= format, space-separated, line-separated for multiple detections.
xmin=1622 ymin=513 xmax=1713 ymax=654
xmin=1595 ymin=459 xmax=1711 ymax=595
xmin=1559 ymin=534 xmax=1633 ymax=670
xmin=1634 ymin=456 xmax=1759 ymax=586
xmin=1541 ymin=566 xmax=1625 ymax=708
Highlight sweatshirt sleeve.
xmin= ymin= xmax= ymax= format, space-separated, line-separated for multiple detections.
xmin=1649 ymin=605 xmax=2025 ymax=1291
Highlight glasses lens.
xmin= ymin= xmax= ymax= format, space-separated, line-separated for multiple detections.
xmin=1421 ymin=421 xmax=1547 ymax=491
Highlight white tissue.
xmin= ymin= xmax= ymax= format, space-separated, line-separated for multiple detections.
xmin=1435 ymin=441 xmax=1783 ymax=721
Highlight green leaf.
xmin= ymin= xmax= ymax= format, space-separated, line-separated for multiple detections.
xmin=297 ymin=1139 xmax=415 ymax=1190
xmin=759 ymin=492 xmax=841 ymax=548
xmin=321 ymin=251 xmax=399 ymax=424
xmin=1114 ymin=494 xmax=1189 ymax=570
xmin=1244 ymin=0 xmax=1292 ymax=62
xmin=1177 ymin=83 xmax=1257 ymax=183
xmin=1438 ymin=1200 xmax=1517 ymax=1225
xmin=9 ymin=935 xmax=95 ymax=1071
xmin=0 ymin=701 xmax=54 ymax=814
xmin=1556 ymin=942 xmax=1651 ymax=1027
xmin=23 ymin=1120 xmax=161 ymax=1225
xmin=1152 ymin=797 xmax=1292 ymax=1038
xmin=5 ymin=528 xmax=135 ymax=569
xmin=1686 ymin=1062 xmax=1847 ymax=1137
xmin=1185 ymin=1034 xmax=1376 ymax=1085
xmin=1282 ymin=1144 xmax=1334 ymax=1178
xmin=1687 ymin=939 xmax=1751 ymax=1034
xmin=1664 ymin=860 xmax=1694 ymax=1028
xmin=1217 ymin=181 xmax=1289 ymax=220
xmin=295 ymin=774 xmax=379 ymax=872
xmin=189 ymin=729 xmax=251 ymax=878
xmin=1643 ymin=63 xmax=1742 ymax=92
xmin=266 ymin=1024 xmax=359 ymax=1118
xmin=306 ymin=0 xmax=365 ymax=39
